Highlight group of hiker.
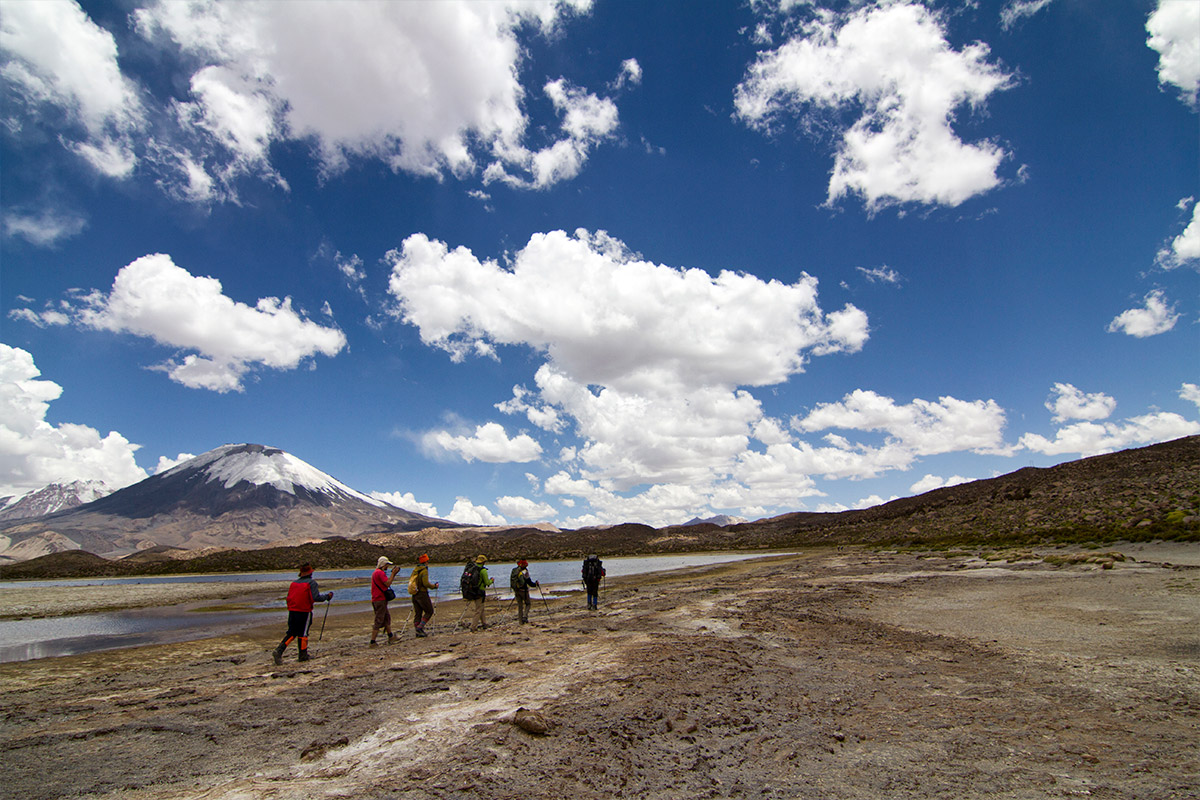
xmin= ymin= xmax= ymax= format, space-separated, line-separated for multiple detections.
xmin=272 ymin=553 xmax=608 ymax=663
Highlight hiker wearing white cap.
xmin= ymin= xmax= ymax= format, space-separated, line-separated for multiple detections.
xmin=369 ymin=556 xmax=401 ymax=646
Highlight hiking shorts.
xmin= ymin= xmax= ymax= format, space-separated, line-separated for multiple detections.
xmin=372 ymin=599 xmax=391 ymax=629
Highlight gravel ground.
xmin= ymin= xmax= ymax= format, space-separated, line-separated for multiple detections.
xmin=0 ymin=545 xmax=1196 ymax=800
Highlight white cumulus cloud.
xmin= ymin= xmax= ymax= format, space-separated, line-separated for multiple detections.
xmin=736 ymin=2 xmax=1013 ymax=209
xmin=1019 ymin=413 xmax=1200 ymax=457
xmin=0 ymin=0 xmax=144 ymax=177
xmin=71 ymin=253 xmax=346 ymax=392
xmin=389 ymin=228 xmax=868 ymax=493
xmin=795 ymin=389 xmax=1009 ymax=456
xmin=447 ymin=497 xmax=508 ymax=526
xmin=425 ymin=422 xmax=543 ymax=464
xmin=1181 ymin=383 xmax=1200 ymax=410
xmin=1158 ymin=201 xmax=1200 ymax=268
xmin=154 ymin=453 xmax=196 ymax=475
xmin=1045 ymin=383 xmax=1117 ymax=423
xmin=910 ymin=473 xmax=971 ymax=494
xmin=369 ymin=490 xmax=441 ymax=518
xmin=495 ymin=495 xmax=558 ymax=521
xmin=1146 ymin=0 xmax=1200 ymax=107
xmin=1107 ymin=290 xmax=1179 ymax=338
xmin=0 ymin=344 xmax=149 ymax=497
xmin=131 ymin=0 xmax=608 ymax=199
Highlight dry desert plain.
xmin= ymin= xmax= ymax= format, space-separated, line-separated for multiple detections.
xmin=1 ymin=543 xmax=1198 ymax=800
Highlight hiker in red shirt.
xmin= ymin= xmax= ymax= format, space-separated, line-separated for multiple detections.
xmin=370 ymin=556 xmax=401 ymax=646
xmin=272 ymin=563 xmax=332 ymax=664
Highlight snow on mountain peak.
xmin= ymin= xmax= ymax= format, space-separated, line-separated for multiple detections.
xmin=172 ymin=444 xmax=389 ymax=508
xmin=0 ymin=479 xmax=113 ymax=521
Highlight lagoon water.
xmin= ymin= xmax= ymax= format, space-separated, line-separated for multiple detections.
xmin=0 ymin=551 xmax=786 ymax=663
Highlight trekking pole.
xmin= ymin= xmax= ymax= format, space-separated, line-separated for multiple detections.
xmin=537 ymin=584 xmax=550 ymax=613
xmin=453 ymin=603 xmax=470 ymax=631
xmin=400 ymin=611 xmax=412 ymax=635
xmin=317 ymin=600 xmax=331 ymax=641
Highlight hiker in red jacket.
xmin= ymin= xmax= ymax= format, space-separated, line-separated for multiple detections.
xmin=273 ymin=564 xmax=332 ymax=664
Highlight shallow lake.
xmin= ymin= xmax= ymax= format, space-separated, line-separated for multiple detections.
xmin=0 ymin=551 xmax=788 ymax=662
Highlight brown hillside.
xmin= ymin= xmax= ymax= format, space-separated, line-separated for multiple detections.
xmin=1 ymin=436 xmax=1195 ymax=579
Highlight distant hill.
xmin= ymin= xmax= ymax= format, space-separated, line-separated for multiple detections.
xmin=0 ymin=444 xmax=456 ymax=563
xmin=0 ymin=436 xmax=1195 ymax=579
xmin=683 ymin=514 xmax=748 ymax=527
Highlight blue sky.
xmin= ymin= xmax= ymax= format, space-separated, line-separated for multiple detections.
xmin=2 ymin=0 xmax=1197 ymax=528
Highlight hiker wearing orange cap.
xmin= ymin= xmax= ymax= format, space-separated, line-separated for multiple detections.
xmin=273 ymin=563 xmax=332 ymax=665
xmin=509 ymin=558 xmax=540 ymax=624
xmin=407 ymin=553 xmax=439 ymax=637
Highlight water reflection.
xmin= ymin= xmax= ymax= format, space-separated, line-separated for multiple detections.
xmin=0 ymin=551 xmax=788 ymax=663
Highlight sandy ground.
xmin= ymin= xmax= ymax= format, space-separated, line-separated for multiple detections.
xmin=1 ymin=544 xmax=1197 ymax=800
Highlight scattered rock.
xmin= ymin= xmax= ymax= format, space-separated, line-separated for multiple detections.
xmin=513 ymin=707 xmax=552 ymax=735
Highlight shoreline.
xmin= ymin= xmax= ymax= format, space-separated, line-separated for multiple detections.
xmin=0 ymin=548 xmax=801 ymax=622
xmin=1 ymin=546 xmax=1197 ymax=799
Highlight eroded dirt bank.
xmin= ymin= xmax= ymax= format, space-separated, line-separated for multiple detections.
xmin=1 ymin=547 xmax=1197 ymax=800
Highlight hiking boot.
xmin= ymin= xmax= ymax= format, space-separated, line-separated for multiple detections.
xmin=298 ymin=650 xmax=310 ymax=662
xmin=387 ymin=632 xmax=396 ymax=644
xmin=369 ymin=640 xmax=378 ymax=647
xmin=272 ymin=646 xmax=284 ymax=665
xmin=415 ymin=629 xmax=426 ymax=638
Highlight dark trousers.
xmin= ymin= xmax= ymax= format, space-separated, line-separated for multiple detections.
xmin=411 ymin=591 xmax=434 ymax=629
xmin=584 ymin=581 xmax=600 ymax=608
xmin=279 ymin=610 xmax=312 ymax=651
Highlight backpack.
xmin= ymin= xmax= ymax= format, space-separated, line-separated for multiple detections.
xmin=582 ymin=557 xmax=603 ymax=583
xmin=510 ymin=566 xmax=526 ymax=591
xmin=460 ymin=563 xmax=482 ymax=600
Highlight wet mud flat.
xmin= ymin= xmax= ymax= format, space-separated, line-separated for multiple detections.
xmin=1 ymin=546 xmax=1197 ymax=800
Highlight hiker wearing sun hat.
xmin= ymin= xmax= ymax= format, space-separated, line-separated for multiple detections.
xmin=509 ymin=558 xmax=540 ymax=624
xmin=407 ymin=553 xmax=439 ymax=637
xmin=272 ymin=563 xmax=332 ymax=665
xmin=369 ymin=556 xmax=401 ymax=646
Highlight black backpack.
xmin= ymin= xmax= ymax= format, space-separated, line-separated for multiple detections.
xmin=460 ymin=563 xmax=482 ymax=599
xmin=582 ymin=557 xmax=603 ymax=583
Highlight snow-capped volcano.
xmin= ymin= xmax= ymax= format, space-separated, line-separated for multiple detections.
xmin=0 ymin=444 xmax=454 ymax=561
xmin=156 ymin=443 xmax=391 ymax=511
xmin=0 ymin=480 xmax=113 ymax=522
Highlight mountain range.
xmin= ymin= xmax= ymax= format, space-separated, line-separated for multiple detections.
xmin=0 ymin=444 xmax=454 ymax=563
xmin=0 ymin=480 xmax=113 ymax=523
xmin=0 ymin=435 xmax=1195 ymax=579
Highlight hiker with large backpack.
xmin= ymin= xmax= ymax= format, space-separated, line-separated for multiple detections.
xmin=509 ymin=559 xmax=541 ymax=624
xmin=407 ymin=553 xmax=439 ymax=637
xmin=582 ymin=554 xmax=606 ymax=611
xmin=273 ymin=563 xmax=332 ymax=665
xmin=460 ymin=555 xmax=494 ymax=631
